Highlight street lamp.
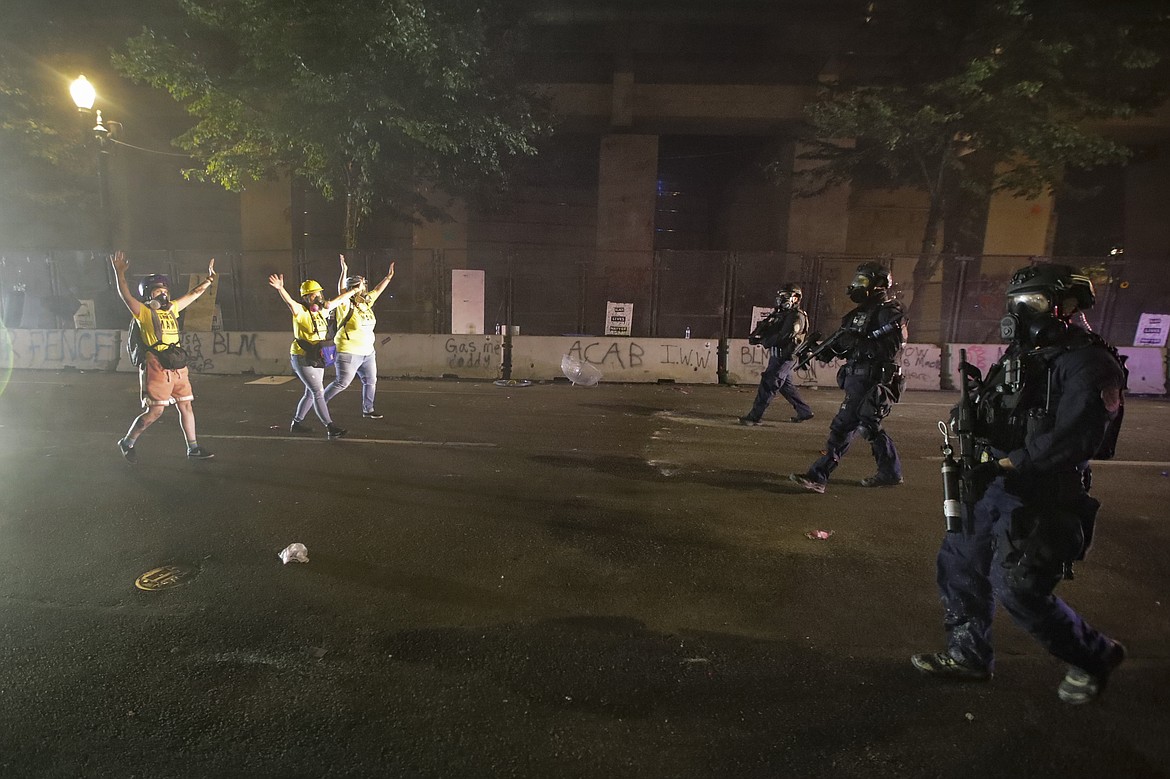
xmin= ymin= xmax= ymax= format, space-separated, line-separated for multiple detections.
xmin=69 ymin=74 xmax=113 ymax=253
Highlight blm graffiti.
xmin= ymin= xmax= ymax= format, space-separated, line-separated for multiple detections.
xmin=181 ymin=332 xmax=261 ymax=373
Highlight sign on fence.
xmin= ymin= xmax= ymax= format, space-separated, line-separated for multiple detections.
xmin=1134 ymin=313 xmax=1170 ymax=347
xmin=72 ymin=300 xmax=96 ymax=329
xmin=605 ymin=301 xmax=632 ymax=336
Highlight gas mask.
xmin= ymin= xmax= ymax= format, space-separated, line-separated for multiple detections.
xmin=305 ymin=295 xmax=324 ymax=313
xmin=147 ymin=291 xmax=171 ymax=310
xmin=847 ymin=277 xmax=872 ymax=304
xmin=1000 ymin=292 xmax=1068 ymax=347
xmin=847 ymin=263 xmax=891 ymax=305
xmin=775 ymin=291 xmax=799 ymax=311
xmin=1000 ymin=264 xmax=1095 ymax=346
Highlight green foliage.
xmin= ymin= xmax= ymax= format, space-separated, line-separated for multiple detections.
xmin=794 ymin=0 xmax=1170 ymax=214
xmin=0 ymin=51 xmax=91 ymax=215
xmin=113 ymin=0 xmax=550 ymax=245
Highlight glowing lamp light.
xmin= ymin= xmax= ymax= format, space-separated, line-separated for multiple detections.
xmin=70 ymin=75 xmax=96 ymax=110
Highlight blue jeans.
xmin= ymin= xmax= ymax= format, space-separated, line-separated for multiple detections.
xmin=935 ymin=477 xmax=1114 ymax=674
xmin=324 ymin=351 xmax=378 ymax=414
xmin=291 ymin=354 xmax=334 ymax=425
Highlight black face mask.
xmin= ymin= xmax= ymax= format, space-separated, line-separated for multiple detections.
xmin=148 ymin=292 xmax=171 ymax=310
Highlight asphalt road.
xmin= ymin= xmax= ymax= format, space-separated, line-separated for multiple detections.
xmin=1 ymin=369 xmax=1168 ymax=778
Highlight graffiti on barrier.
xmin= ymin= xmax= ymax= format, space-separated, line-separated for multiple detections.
xmin=898 ymin=343 xmax=942 ymax=388
xmin=659 ymin=344 xmax=712 ymax=370
xmin=6 ymin=329 xmax=121 ymax=368
xmin=445 ymin=337 xmax=501 ymax=369
xmin=567 ymin=340 xmax=645 ymax=368
xmin=180 ymin=332 xmax=263 ymax=374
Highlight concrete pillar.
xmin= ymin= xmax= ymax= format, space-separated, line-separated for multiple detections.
xmin=1114 ymin=142 xmax=1170 ymax=340
xmin=982 ymin=172 xmax=1054 ymax=256
xmin=786 ymin=141 xmax=851 ymax=254
xmin=595 ymin=133 xmax=658 ymax=335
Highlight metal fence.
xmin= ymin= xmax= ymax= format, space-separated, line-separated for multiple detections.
xmin=0 ymin=247 xmax=1138 ymax=345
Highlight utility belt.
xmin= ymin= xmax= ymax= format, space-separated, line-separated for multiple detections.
xmin=842 ymin=362 xmax=903 ymax=383
xmin=838 ymin=361 xmax=905 ymax=401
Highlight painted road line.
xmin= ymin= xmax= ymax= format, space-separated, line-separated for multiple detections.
xmin=204 ymin=434 xmax=496 ymax=448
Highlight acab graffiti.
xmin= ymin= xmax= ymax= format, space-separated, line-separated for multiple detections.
xmin=566 ymin=339 xmax=713 ymax=370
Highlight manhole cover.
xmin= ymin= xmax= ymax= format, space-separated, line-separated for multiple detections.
xmin=135 ymin=563 xmax=199 ymax=591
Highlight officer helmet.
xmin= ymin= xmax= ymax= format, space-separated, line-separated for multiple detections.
xmin=1005 ymin=264 xmax=1096 ymax=318
xmin=137 ymin=274 xmax=170 ymax=302
xmin=847 ymin=262 xmax=891 ymax=304
xmin=344 ymin=275 xmax=367 ymax=291
xmin=775 ymin=283 xmax=802 ymax=310
xmin=299 ymin=280 xmax=324 ymax=298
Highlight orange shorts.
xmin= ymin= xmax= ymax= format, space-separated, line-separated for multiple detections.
xmin=140 ymin=353 xmax=194 ymax=406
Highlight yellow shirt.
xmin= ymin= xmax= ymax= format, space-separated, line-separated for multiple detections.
xmin=289 ymin=307 xmax=330 ymax=356
xmin=134 ymin=304 xmax=180 ymax=347
xmin=333 ymin=290 xmax=380 ymax=355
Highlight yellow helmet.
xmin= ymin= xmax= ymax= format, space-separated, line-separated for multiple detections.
xmin=299 ymin=280 xmax=324 ymax=297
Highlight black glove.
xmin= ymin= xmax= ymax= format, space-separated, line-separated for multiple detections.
xmin=967 ymin=460 xmax=1005 ymax=496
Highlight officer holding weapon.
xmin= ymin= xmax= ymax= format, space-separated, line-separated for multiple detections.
xmin=789 ymin=262 xmax=906 ymax=494
xmin=738 ymin=283 xmax=815 ymax=425
xmin=912 ymin=264 xmax=1128 ymax=705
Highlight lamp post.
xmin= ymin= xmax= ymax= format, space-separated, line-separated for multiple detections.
xmin=69 ymin=75 xmax=113 ymax=254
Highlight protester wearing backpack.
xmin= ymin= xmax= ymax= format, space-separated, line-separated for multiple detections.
xmin=324 ymin=254 xmax=396 ymax=420
xmin=267 ymin=272 xmax=360 ymax=439
xmin=111 ymin=251 xmax=217 ymax=463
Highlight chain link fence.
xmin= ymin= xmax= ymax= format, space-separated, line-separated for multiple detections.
xmin=0 ymin=247 xmax=1141 ymax=345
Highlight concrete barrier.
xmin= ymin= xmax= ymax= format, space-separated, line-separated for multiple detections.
xmin=381 ymin=334 xmax=503 ymax=380
xmin=727 ymin=340 xmax=941 ymax=391
xmin=1 ymin=328 xmax=123 ymax=371
xmin=1 ymin=328 xmax=1164 ymax=393
xmin=1118 ymin=347 xmax=1167 ymax=395
xmin=511 ymin=336 xmax=719 ymax=383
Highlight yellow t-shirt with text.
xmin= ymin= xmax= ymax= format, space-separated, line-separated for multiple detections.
xmin=134 ymin=304 xmax=180 ymax=348
xmin=333 ymin=290 xmax=381 ymax=355
xmin=289 ymin=308 xmax=330 ymax=356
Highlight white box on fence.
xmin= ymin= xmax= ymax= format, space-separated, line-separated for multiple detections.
xmin=72 ymin=299 xmax=96 ymax=329
xmin=451 ymin=270 xmax=485 ymax=335
xmin=1134 ymin=313 xmax=1170 ymax=347
xmin=750 ymin=306 xmax=771 ymax=332
xmin=605 ymin=302 xmax=632 ymax=336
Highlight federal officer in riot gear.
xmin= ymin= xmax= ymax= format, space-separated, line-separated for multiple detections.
xmin=912 ymin=263 xmax=1128 ymax=705
xmin=790 ymin=262 xmax=906 ymax=493
xmin=738 ymin=283 xmax=815 ymax=425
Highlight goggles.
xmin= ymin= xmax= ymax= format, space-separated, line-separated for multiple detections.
xmin=1006 ymin=291 xmax=1051 ymax=316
